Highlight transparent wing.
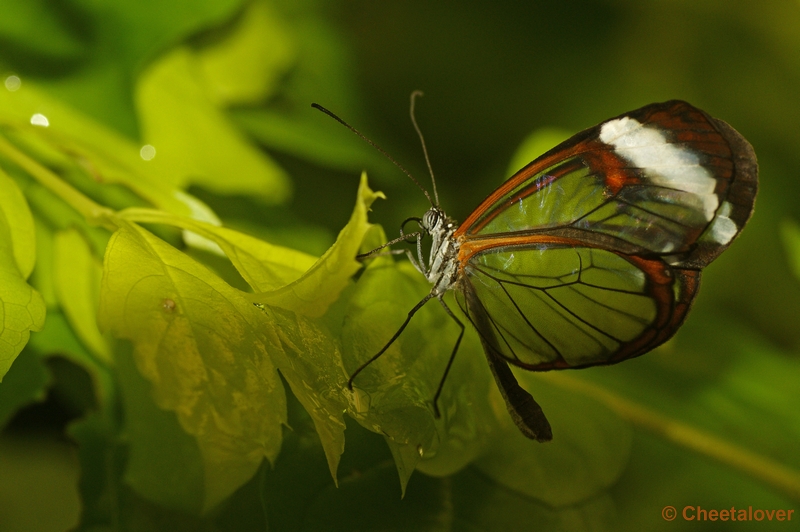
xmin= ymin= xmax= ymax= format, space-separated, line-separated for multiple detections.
xmin=456 ymin=243 xmax=699 ymax=369
xmin=456 ymin=101 xmax=757 ymax=269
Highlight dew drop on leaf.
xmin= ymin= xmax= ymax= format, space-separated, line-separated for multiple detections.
xmin=347 ymin=386 xmax=371 ymax=416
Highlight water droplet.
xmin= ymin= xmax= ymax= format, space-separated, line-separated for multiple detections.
xmin=349 ymin=387 xmax=371 ymax=415
xmin=140 ymin=144 xmax=156 ymax=161
xmin=30 ymin=113 xmax=49 ymax=127
xmin=417 ymin=444 xmax=424 ymax=457
xmin=161 ymin=298 xmax=176 ymax=312
xmin=4 ymin=75 xmax=21 ymax=92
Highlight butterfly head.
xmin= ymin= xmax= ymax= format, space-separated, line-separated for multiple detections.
xmin=421 ymin=207 xmax=457 ymax=234
xmin=421 ymin=207 xmax=443 ymax=233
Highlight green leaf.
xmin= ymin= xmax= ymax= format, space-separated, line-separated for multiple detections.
xmin=262 ymin=306 xmax=349 ymax=484
xmin=54 ymin=227 xmax=112 ymax=364
xmin=195 ymin=0 xmax=296 ymax=106
xmin=114 ymin=175 xmax=384 ymax=484
xmin=0 ymin=81 xmax=222 ymax=222
xmin=9 ymin=0 xmax=246 ymax=137
xmin=135 ymin=47 xmax=291 ymax=201
xmin=475 ymin=372 xmax=632 ymax=508
xmin=118 ymin=207 xmax=317 ymax=292
xmin=451 ymin=467 xmax=617 ymax=532
xmin=0 ymin=165 xmax=36 ymax=277
xmin=258 ymin=172 xmax=384 ymax=317
xmin=0 ymin=168 xmax=45 ymax=380
xmin=67 ymin=411 xmax=125 ymax=531
xmin=283 ymin=443 xmax=618 ymax=532
xmin=0 ymin=0 xmax=86 ymax=62
xmin=98 ymin=221 xmax=287 ymax=510
xmin=384 ymin=436 xmax=424 ymax=497
xmin=342 ymin=260 xmax=496 ymax=490
xmin=506 ymin=127 xmax=571 ymax=176
xmin=27 ymin=217 xmax=58 ymax=309
xmin=234 ymin=107 xmax=389 ymax=173
xmin=231 ymin=0 xmax=383 ymax=172
xmin=236 ymin=412 xmax=620 ymax=532
xmin=116 ymin=341 xmax=206 ymax=513
xmin=27 ymin=310 xmax=115 ymax=407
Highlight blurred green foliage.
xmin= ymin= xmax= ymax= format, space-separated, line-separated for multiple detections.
xmin=0 ymin=1 xmax=799 ymax=531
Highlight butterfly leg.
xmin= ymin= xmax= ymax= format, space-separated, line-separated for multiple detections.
xmin=431 ymin=296 xmax=465 ymax=418
xmin=347 ymin=292 xmax=435 ymax=390
xmin=356 ymin=231 xmax=422 ymax=261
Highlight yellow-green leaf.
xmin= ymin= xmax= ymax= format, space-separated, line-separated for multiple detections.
xmin=53 ymin=228 xmax=112 ymax=364
xmin=507 ymin=128 xmax=570 ymax=177
xmin=98 ymin=221 xmax=286 ymax=511
xmin=117 ymin=207 xmax=317 ymax=292
xmin=0 ymin=80 xmax=220 ymax=222
xmin=475 ymin=372 xmax=632 ymax=507
xmin=0 ymin=167 xmax=36 ymax=277
xmin=0 ymin=169 xmax=45 ymax=380
xmin=261 ymin=305 xmax=349 ymax=483
xmin=342 ymin=257 xmax=496 ymax=489
xmin=135 ymin=47 xmax=290 ymax=202
xmin=195 ymin=0 xmax=296 ymax=106
xmin=112 ymin=208 xmax=350 ymax=482
xmin=258 ymin=172 xmax=383 ymax=317
xmin=0 ymin=257 xmax=43 ymax=379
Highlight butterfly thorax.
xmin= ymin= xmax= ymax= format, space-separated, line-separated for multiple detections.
xmin=420 ymin=207 xmax=461 ymax=296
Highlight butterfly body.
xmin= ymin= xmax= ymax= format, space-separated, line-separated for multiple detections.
xmin=417 ymin=208 xmax=460 ymax=295
xmin=340 ymin=99 xmax=757 ymax=442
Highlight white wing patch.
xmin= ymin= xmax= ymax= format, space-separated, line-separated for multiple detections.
xmin=599 ymin=117 xmax=718 ymax=221
xmin=705 ymin=201 xmax=738 ymax=245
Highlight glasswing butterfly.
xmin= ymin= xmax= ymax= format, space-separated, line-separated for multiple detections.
xmin=314 ymin=97 xmax=758 ymax=441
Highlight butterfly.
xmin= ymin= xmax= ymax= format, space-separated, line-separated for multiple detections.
xmin=314 ymin=97 xmax=758 ymax=441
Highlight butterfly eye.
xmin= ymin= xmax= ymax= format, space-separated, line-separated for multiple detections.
xmin=422 ymin=209 xmax=440 ymax=230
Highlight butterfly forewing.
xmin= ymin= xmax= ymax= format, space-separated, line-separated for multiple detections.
xmin=454 ymin=100 xmax=755 ymax=371
xmin=456 ymin=101 xmax=756 ymax=265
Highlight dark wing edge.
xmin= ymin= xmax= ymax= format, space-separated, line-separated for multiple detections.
xmin=676 ymin=116 xmax=758 ymax=269
xmin=607 ymin=265 xmax=701 ymax=365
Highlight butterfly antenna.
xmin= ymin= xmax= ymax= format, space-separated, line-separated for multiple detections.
xmin=409 ymin=91 xmax=440 ymax=207
xmin=311 ymin=103 xmax=434 ymax=205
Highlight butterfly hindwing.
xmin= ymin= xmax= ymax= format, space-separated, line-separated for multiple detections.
xmin=456 ymin=243 xmax=700 ymax=370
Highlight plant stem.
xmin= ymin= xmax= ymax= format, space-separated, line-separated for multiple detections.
xmin=544 ymin=372 xmax=800 ymax=504
xmin=0 ymin=134 xmax=117 ymax=230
